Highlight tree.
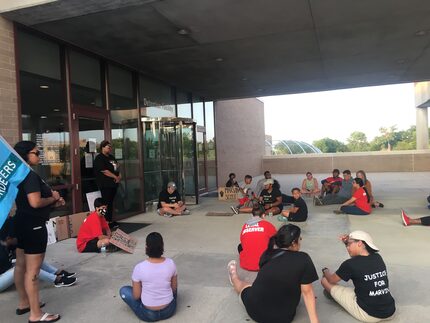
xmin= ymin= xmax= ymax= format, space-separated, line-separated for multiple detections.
xmin=347 ymin=131 xmax=369 ymax=152
xmin=313 ymin=138 xmax=348 ymax=153
xmin=379 ymin=126 xmax=397 ymax=151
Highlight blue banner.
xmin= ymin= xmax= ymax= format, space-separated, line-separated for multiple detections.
xmin=0 ymin=135 xmax=30 ymax=229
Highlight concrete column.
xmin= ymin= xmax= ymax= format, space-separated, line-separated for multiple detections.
xmin=416 ymin=107 xmax=429 ymax=149
xmin=0 ymin=16 xmax=19 ymax=145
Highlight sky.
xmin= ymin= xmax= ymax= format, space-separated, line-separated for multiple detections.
xmin=260 ymin=83 xmax=417 ymax=144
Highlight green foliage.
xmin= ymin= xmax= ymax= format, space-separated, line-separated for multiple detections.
xmin=312 ymin=138 xmax=349 ymax=153
xmin=347 ymin=131 xmax=369 ymax=152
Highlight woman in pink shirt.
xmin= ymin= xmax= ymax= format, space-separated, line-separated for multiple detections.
xmin=120 ymin=232 xmax=177 ymax=321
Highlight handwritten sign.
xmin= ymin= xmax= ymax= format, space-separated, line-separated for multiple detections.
xmin=218 ymin=187 xmax=240 ymax=201
xmin=109 ymin=229 xmax=138 ymax=253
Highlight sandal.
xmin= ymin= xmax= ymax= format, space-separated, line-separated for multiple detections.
xmin=29 ymin=313 xmax=61 ymax=323
xmin=227 ymin=260 xmax=237 ymax=286
xmin=16 ymin=302 xmax=45 ymax=315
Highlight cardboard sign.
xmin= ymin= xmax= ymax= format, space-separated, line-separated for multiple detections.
xmin=69 ymin=212 xmax=88 ymax=238
xmin=218 ymin=187 xmax=240 ymax=201
xmin=46 ymin=219 xmax=57 ymax=245
xmin=109 ymin=229 xmax=137 ymax=253
xmin=52 ymin=216 xmax=70 ymax=241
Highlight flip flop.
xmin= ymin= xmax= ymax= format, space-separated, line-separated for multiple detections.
xmin=29 ymin=313 xmax=61 ymax=323
xmin=16 ymin=302 xmax=45 ymax=315
xmin=227 ymin=260 xmax=237 ymax=286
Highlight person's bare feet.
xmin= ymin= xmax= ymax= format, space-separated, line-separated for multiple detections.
xmin=227 ymin=260 xmax=237 ymax=286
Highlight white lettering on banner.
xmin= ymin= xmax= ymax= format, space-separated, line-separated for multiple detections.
xmin=0 ymin=159 xmax=18 ymax=198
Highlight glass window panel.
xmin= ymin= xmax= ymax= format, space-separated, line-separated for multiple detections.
xmin=193 ymin=100 xmax=204 ymax=126
xmin=109 ymin=64 xmax=134 ymax=109
xmin=205 ymin=101 xmax=217 ymax=190
xmin=177 ymin=90 xmax=192 ymax=118
xmin=70 ymin=50 xmax=103 ymax=107
xmin=139 ymin=75 xmax=175 ymax=117
xmin=18 ymin=30 xmax=72 ymax=215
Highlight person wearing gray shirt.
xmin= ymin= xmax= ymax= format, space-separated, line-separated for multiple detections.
xmin=316 ymin=170 xmax=353 ymax=205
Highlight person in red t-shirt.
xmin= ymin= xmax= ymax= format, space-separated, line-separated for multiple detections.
xmin=76 ymin=198 xmax=112 ymax=253
xmin=238 ymin=208 xmax=277 ymax=271
xmin=320 ymin=169 xmax=343 ymax=197
xmin=335 ymin=178 xmax=371 ymax=215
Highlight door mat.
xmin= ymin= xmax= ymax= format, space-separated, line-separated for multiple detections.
xmin=118 ymin=222 xmax=150 ymax=234
xmin=205 ymin=212 xmax=234 ymax=216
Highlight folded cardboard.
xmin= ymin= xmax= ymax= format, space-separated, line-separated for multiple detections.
xmin=218 ymin=187 xmax=240 ymax=200
xmin=52 ymin=216 xmax=70 ymax=241
xmin=69 ymin=212 xmax=89 ymax=238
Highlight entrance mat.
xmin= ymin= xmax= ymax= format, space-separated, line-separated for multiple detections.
xmin=205 ymin=212 xmax=234 ymax=216
xmin=118 ymin=222 xmax=150 ymax=234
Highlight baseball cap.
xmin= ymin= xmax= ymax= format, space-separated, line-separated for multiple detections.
xmin=349 ymin=230 xmax=379 ymax=251
xmin=167 ymin=182 xmax=177 ymax=189
xmin=263 ymin=179 xmax=274 ymax=185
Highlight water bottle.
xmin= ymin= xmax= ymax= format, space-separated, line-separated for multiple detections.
xmin=268 ymin=212 xmax=273 ymax=217
xmin=100 ymin=243 xmax=107 ymax=257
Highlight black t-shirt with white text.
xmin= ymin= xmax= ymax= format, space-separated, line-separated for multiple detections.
xmin=336 ymin=253 xmax=396 ymax=318
xmin=15 ymin=171 xmax=52 ymax=221
xmin=260 ymin=188 xmax=282 ymax=205
xmin=157 ymin=190 xmax=182 ymax=209
xmin=93 ymin=153 xmax=119 ymax=189
xmin=289 ymin=197 xmax=308 ymax=222
xmin=244 ymin=250 xmax=318 ymax=323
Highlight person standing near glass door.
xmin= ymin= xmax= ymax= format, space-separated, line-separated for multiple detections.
xmin=94 ymin=140 xmax=121 ymax=229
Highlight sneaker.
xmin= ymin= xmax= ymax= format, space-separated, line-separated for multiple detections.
xmin=314 ymin=196 xmax=323 ymax=206
xmin=58 ymin=270 xmax=76 ymax=278
xmin=401 ymin=209 xmax=410 ymax=226
xmin=54 ymin=276 xmax=77 ymax=288
xmin=277 ymin=215 xmax=288 ymax=222
xmin=230 ymin=206 xmax=239 ymax=215
xmin=182 ymin=209 xmax=190 ymax=215
xmin=163 ymin=212 xmax=173 ymax=218
xmin=333 ymin=210 xmax=345 ymax=215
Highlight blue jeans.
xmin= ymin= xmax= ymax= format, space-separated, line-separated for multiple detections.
xmin=340 ymin=205 xmax=369 ymax=215
xmin=119 ymin=286 xmax=177 ymax=322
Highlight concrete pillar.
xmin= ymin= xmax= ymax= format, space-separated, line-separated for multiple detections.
xmin=414 ymin=82 xmax=430 ymax=149
xmin=416 ymin=107 xmax=429 ymax=149
xmin=0 ymin=16 xmax=20 ymax=145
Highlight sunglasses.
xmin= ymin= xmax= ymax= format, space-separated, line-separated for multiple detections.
xmin=29 ymin=151 xmax=40 ymax=157
xmin=343 ymin=239 xmax=358 ymax=247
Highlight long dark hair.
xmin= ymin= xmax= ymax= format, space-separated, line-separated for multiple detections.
xmin=354 ymin=177 xmax=370 ymax=203
xmin=267 ymin=224 xmax=301 ymax=251
xmin=145 ymin=232 xmax=164 ymax=258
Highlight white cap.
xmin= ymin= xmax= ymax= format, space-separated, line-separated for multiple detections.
xmin=349 ymin=230 xmax=379 ymax=251
xmin=263 ymin=179 xmax=274 ymax=185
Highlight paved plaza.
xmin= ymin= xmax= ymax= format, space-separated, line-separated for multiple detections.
xmin=1 ymin=172 xmax=429 ymax=323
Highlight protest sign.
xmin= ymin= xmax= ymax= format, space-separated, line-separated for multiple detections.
xmin=218 ymin=187 xmax=240 ymax=200
xmin=109 ymin=229 xmax=138 ymax=253
xmin=0 ymin=135 xmax=30 ymax=229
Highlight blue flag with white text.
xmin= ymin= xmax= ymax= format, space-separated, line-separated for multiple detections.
xmin=0 ymin=135 xmax=30 ymax=229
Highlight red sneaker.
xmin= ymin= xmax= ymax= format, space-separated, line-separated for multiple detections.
xmin=401 ymin=209 xmax=410 ymax=226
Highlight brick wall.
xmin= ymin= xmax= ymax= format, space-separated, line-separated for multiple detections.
xmin=0 ymin=16 xmax=19 ymax=145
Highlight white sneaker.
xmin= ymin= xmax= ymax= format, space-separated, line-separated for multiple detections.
xmin=230 ymin=206 xmax=239 ymax=214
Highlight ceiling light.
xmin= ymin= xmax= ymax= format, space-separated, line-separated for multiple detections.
xmin=215 ymin=57 xmax=224 ymax=62
xmin=53 ymin=108 xmax=60 ymax=112
xmin=242 ymin=77 xmax=248 ymax=81
xmin=40 ymin=116 xmax=47 ymax=119
xmin=177 ymin=28 xmax=190 ymax=35
xmin=415 ymin=30 xmax=427 ymax=36
xmin=396 ymin=59 xmax=406 ymax=64
xmin=257 ymin=88 xmax=263 ymax=92
xmin=39 ymin=85 xmax=49 ymax=89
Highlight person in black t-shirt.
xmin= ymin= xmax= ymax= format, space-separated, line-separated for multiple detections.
xmin=13 ymin=141 xmax=64 ymax=323
xmin=157 ymin=182 xmax=190 ymax=217
xmin=93 ymin=140 xmax=121 ymax=228
xmin=321 ymin=231 xmax=396 ymax=322
xmin=259 ymin=179 xmax=283 ymax=216
xmin=278 ymin=188 xmax=308 ymax=222
xmin=227 ymin=224 xmax=319 ymax=323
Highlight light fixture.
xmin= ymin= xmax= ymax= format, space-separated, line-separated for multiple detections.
xmin=415 ymin=30 xmax=427 ymax=37
xmin=257 ymin=88 xmax=263 ymax=92
xmin=177 ymin=28 xmax=190 ymax=35
xmin=396 ymin=59 xmax=406 ymax=64
xmin=53 ymin=108 xmax=60 ymax=112
xmin=39 ymin=85 xmax=49 ymax=89
xmin=242 ymin=77 xmax=248 ymax=81
xmin=215 ymin=57 xmax=224 ymax=62
xmin=40 ymin=115 xmax=47 ymax=119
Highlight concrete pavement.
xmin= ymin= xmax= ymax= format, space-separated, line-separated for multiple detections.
xmin=1 ymin=172 xmax=429 ymax=323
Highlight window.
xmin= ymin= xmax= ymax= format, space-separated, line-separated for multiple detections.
xmin=205 ymin=101 xmax=217 ymax=190
xmin=139 ymin=75 xmax=176 ymax=118
xmin=177 ymin=90 xmax=192 ymax=118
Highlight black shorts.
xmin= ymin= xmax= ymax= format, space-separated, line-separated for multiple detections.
xmin=15 ymin=215 xmax=47 ymax=254
xmin=82 ymin=238 xmax=100 ymax=253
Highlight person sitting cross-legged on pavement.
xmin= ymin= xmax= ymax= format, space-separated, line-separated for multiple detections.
xmin=231 ymin=175 xmax=256 ymax=214
xmin=255 ymin=170 xmax=281 ymax=196
xmin=259 ymin=179 xmax=283 ymax=216
xmin=319 ymin=169 xmax=342 ymax=197
xmin=238 ymin=207 xmax=277 ymax=271
xmin=301 ymin=172 xmax=320 ymax=197
xmin=157 ymin=182 xmax=190 ymax=217
xmin=278 ymin=188 xmax=308 ymax=222
xmin=228 ymin=224 xmax=319 ymax=323
xmin=315 ymin=170 xmax=353 ymax=206
xmin=321 ymin=231 xmax=396 ymax=322
xmin=401 ymin=209 xmax=430 ymax=226
xmin=76 ymin=198 xmax=112 ymax=253
xmin=119 ymin=232 xmax=177 ymax=322
xmin=334 ymin=178 xmax=371 ymax=216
